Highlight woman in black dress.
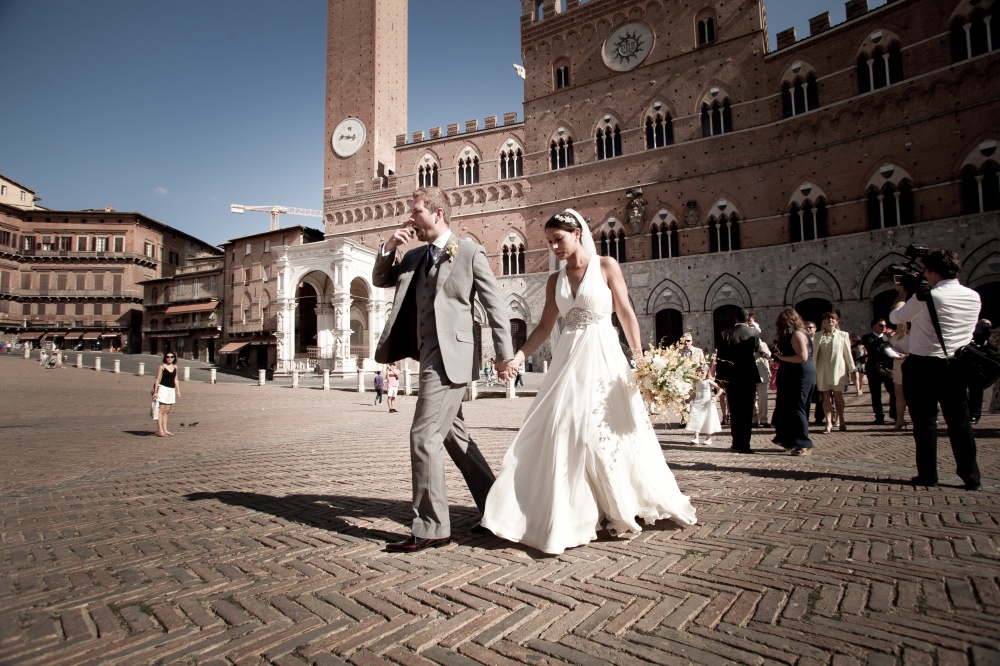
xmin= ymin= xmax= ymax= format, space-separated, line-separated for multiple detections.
xmin=772 ymin=308 xmax=816 ymax=456
xmin=152 ymin=352 xmax=181 ymax=437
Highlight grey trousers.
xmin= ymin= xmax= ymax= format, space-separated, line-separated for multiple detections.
xmin=409 ymin=344 xmax=495 ymax=539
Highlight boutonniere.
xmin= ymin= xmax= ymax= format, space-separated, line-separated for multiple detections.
xmin=444 ymin=239 xmax=459 ymax=262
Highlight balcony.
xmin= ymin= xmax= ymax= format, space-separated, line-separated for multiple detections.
xmin=16 ymin=248 xmax=158 ymax=267
xmin=143 ymin=319 xmax=220 ymax=333
xmin=3 ymin=288 xmax=143 ymax=301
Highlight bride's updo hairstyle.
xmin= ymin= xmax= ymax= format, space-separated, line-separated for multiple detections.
xmin=544 ymin=210 xmax=583 ymax=238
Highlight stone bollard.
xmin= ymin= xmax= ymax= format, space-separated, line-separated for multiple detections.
xmin=138 ymin=362 xmax=145 ymax=376
xmin=466 ymin=380 xmax=478 ymax=402
xmin=357 ymin=369 xmax=366 ymax=393
xmin=113 ymin=359 xmax=120 ymax=374
xmin=542 ymin=360 xmax=548 ymax=373
xmin=56 ymin=351 xmax=63 ymax=366
xmin=23 ymin=345 xmax=30 ymax=359
xmin=404 ymin=367 xmax=413 ymax=396
xmin=94 ymin=357 xmax=102 ymax=372
xmin=258 ymin=369 xmax=266 ymax=386
xmin=323 ymin=369 xmax=330 ymax=390
xmin=292 ymin=369 xmax=299 ymax=388
xmin=183 ymin=366 xmax=190 ymax=382
xmin=210 ymin=368 xmax=217 ymax=384
xmin=506 ymin=376 xmax=516 ymax=399
xmin=76 ymin=354 xmax=83 ymax=369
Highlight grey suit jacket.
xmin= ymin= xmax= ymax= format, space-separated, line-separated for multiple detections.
xmin=373 ymin=236 xmax=513 ymax=385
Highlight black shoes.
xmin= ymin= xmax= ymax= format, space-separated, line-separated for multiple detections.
xmin=964 ymin=481 xmax=982 ymax=491
xmin=730 ymin=447 xmax=755 ymax=454
xmin=385 ymin=536 xmax=451 ymax=553
xmin=910 ymin=476 xmax=937 ymax=487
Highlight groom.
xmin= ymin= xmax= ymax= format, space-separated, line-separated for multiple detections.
xmin=373 ymin=187 xmax=514 ymax=553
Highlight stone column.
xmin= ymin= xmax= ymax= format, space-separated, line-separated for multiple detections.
xmin=316 ymin=304 xmax=335 ymax=360
xmin=330 ymin=292 xmax=356 ymax=376
xmin=275 ymin=298 xmax=296 ymax=374
xmin=367 ymin=300 xmax=385 ymax=368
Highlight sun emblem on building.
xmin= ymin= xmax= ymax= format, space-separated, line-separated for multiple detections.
xmin=613 ymin=31 xmax=644 ymax=65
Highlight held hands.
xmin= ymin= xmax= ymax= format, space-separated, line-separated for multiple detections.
xmin=494 ymin=352 xmax=521 ymax=382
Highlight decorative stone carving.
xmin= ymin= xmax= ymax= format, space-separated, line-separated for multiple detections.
xmin=626 ymin=189 xmax=647 ymax=233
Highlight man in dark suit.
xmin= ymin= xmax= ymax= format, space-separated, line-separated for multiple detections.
xmin=374 ymin=187 xmax=514 ymax=553
xmin=861 ymin=318 xmax=897 ymax=425
xmin=715 ymin=308 xmax=761 ymax=453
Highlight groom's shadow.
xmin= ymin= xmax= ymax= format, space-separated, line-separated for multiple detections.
xmin=183 ymin=491 xmax=475 ymax=543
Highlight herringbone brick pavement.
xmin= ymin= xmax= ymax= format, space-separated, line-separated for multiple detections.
xmin=1 ymin=356 xmax=998 ymax=665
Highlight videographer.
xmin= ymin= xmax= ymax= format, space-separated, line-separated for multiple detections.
xmin=889 ymin=249 xmax=982 ymax=491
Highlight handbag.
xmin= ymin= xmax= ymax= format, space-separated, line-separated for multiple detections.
xmin=876 ymin=357 xmax=894 ymax=379
xmin=925 ymin=292 xmax=1000 ymax=391
xmin=151 ymin=398 xmax=159 ymax=420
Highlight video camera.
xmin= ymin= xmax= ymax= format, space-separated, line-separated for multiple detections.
xmin=887 ymin=245 xmax=931 ymax=300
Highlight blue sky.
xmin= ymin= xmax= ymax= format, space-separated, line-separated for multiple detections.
xmin=0 ymin=0 xmax=884 ymax=247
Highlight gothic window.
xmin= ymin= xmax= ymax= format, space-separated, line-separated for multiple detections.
xmin=701 ymin=100 xmax=732 ymax=137
xmin=951 ymin=8 xmax=996 ymax=63
xmin=697 ymin=17 xmax=716 ymax=46
xmin=961 ymin=163 xmax=1000 ymax=214
xmin=857 ymin=43 xmax=904 ymax=93
xmin=418 ymin=163 xmax=439 ymax=188
xmin=789 ymin=200 xmax=829 ymax=242
xmin=458 ymin=156 xmax=479 ymax=186
xmin=645 ymin=112 xmax=674 ymax=149
xmin=782 ymin=73 xmax=820 ymax=118
xmin=596 ymin=124 xmax=622 ymax=160
xmin=502 ymin=243 xmax=526 ymax=275
xmin=651 ymin=222 xmax=679 ymax=259
xmin=654 ymin=309 xmax=684 ymax=347
xmin=555 ymin=64 xmax=570 ymax=89
xmin=550 ymin=137 xmax=574 ymax=170
xmin=599 ymin=229 xmax=627 ymax=263
xmin=708 ymin=215 xmax=740 ymax=253
xmin=499 ymin=147 xmax=523 ymax=179
xmin=866 ymin=182 xmax=916 ymax=229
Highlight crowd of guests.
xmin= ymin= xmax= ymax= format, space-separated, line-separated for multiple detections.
xmin=688 ymin=250 xmax=993 ymax=491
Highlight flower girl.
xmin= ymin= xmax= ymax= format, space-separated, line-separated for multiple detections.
xmin=686 ymin=363 xmax=722 ymax=445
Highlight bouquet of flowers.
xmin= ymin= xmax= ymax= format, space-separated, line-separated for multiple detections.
xmin=633 ymin=340 xmax=703 ymax=421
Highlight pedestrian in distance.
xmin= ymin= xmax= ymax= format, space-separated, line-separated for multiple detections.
xmin=385 ymin=362 xmax=400 ymax=412
xmin=152 ymin=352 xmax=180 ymax=437
xmin=373 ymin=370 xmax=384 ymax=405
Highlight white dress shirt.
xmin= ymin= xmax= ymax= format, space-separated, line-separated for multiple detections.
xmin=889 ymin=279 xmax=981 ymax=358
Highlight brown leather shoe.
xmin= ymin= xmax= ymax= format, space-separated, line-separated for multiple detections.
xmin=385 ymin=536 xmax=451 ymax=553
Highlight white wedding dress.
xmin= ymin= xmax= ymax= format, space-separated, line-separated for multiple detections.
xmin=482 ymin=255 xmax=697 ymax=555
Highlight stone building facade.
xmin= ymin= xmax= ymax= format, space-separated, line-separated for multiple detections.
xmin=0 ymin=192 xmax=222 ymax=352
xmin=288 ymin=0 xmax=999 ymax=369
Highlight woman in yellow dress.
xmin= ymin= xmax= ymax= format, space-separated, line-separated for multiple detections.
xmin=812 ymin=312 xmax=855 ymax=433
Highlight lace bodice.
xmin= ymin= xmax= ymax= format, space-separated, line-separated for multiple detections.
xmin=556 ymin=255 xmax=613 ymax=330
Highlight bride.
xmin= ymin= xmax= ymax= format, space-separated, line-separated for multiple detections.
xmin=482 ymin=209 xmax=697 ymax=555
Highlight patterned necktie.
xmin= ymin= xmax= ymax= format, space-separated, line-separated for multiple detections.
xmin=424 ymin=244 xmax=439 ymax=275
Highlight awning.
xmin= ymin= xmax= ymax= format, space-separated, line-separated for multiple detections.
xmin=164 ymin=301 xmax=219 ymax=315
xmin=82 ymin=332 xmax=102 ymax=340
xmin=100 ymin=333 xmax=121 ymax=338
xmin=17 ymin=332 xmax=45 ymax=340
xmin=218 ymin=342 xmax=249 ymax=354
xmin=64 ymin=331 xmax=85 ymax=340
xmin=148 ymin=332 xmax=187 ymax=338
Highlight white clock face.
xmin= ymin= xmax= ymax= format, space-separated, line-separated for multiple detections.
xmin=602 ymin=22 xmax=654 ymax=72
xmin=332 ymin=118 xmax=366 ymax=157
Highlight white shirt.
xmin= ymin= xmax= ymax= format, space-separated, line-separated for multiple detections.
xmin=889 ymin=279 xmax=981 ymax=358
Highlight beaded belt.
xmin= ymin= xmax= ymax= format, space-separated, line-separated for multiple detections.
xmin=562 ymin=308 xmax=610 ymax=330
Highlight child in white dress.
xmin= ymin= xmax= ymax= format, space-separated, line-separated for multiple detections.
xmin=686 ymin=364 xmax=722 ymax=445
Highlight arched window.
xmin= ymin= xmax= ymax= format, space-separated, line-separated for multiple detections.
xmin=554 ymin=64 xmax=570 ymax=89
xmin=951 ymin=8 xmax=997 ymax=63
xmin=708 ymin=214 xmax=740 ymax=253
xmin=697 ymin=17 xmax=716 ymax=46
xmin=645 ymin=112 xmax=674 ymax=149
xmin=457 ymin=156 xmax=479 ymax=186
xmin=151 ymin=287 xmax=159 ymax=302
xmin=858 ymin=43 xmax=904 ymax=93
xmin=596 ymin=124 xmax=622 ymax=160
xmin=961 ymin=162 xmax=1000 ymax=214
xmin=550 ymin=137 xmax=574 ymax=170
xmin=502 ymin=243 xmax=526 ymax=276
xmin=600 ymin=229 xmax=627 ymax=263
xmin=782 ymin=73 xmax=819 ymax=118
xmin=701 ymin=100 xmax=732 ymax=137
xmin=651 ymin=221 xmax=680 ymax=259
xmin=418 ymin=162 xmax=438 ymax=188
xmin=654 ymin=309 xmax=684 ymax=347
xmin=866 ymin=182 xmax=916 ymax=229
xmin=789 ymin=200 xmax=829 ymax=242
xmin=499 ymin=147 xmax=523 ymax=179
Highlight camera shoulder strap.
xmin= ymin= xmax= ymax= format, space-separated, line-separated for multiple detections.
xmin=923 ymin=290 xmax=950 ymax=357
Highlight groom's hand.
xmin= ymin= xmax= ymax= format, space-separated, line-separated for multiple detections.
xmin=385 ymin=225 xmax=417 ymax=252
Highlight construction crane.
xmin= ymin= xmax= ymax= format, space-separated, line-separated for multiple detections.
xmin=230 ymin=204 xmax=323 ymax=231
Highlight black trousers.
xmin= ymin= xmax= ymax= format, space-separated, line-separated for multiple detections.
xmin=727 ymin=381 xmax=757 ymax=451
xmin=901 ymin=355 xmax=980 ymax=486
xmin=866 ymin=370 xmax=896 ymax=421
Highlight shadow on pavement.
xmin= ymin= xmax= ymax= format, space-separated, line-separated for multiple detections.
xmin=123 ymin=430 xmax=160 ymax=437
xmin=185 ymin=491 xmax=424 ymax=542
xmin=668 ymin=461 xmax=902 ymax=484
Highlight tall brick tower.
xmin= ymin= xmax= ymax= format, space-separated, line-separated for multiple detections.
xmin=324 ymin=0 xmax=407 ymax=199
